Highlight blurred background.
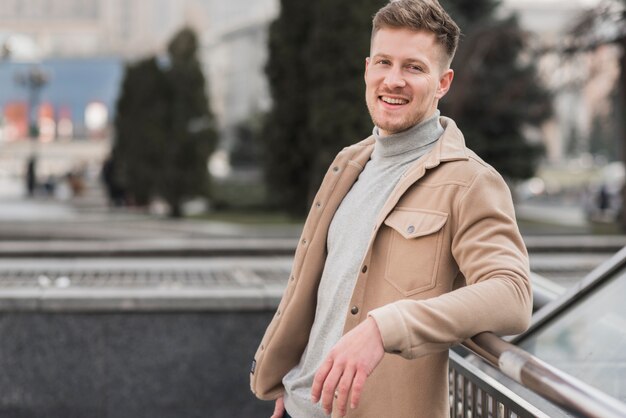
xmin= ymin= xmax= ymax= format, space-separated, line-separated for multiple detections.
xmin=0 ymin=0 xmax=623 ymax=228
xmin=0 ymin=0 xmax=625 ymax=417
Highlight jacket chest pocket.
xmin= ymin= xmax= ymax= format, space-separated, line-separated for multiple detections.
xmin=383 ymin=208 xmax=448 ymax=296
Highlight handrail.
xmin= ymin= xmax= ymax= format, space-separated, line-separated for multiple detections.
xmin=464 ymin=332 xmax=626 ymax=418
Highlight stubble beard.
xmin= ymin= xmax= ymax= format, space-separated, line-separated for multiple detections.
xmin=366 ymin=91 xmax=423 ymax=135
xmin=367 ymin=99 xmax=423 ymax=136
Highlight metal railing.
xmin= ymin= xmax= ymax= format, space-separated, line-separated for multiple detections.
xmin=449 ymin=333 xmax=626 ymax=418
xmin=449 ymin=350 xmax=549 ymax=417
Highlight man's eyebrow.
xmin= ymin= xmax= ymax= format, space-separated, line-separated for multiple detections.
xmin=407 ymin=58 xmax=432 ymax=69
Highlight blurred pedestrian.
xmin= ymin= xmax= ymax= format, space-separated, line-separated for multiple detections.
xmin=25 ymin=154 xmax=37 ymax=197
xmin=66 ymin=171 xmax=84 ymax=197
xmin=598 ymin=184 xmax=610 ymax=213
xmin=43 ymin=175 xmax=56 ymax=197
xmin=101 ymin=154 xmax=126 ymax=207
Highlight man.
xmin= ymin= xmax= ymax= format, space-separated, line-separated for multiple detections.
xmin=251 ymin=1 xmax=532 ymax=417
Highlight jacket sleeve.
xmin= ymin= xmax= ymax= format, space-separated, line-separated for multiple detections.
xmin=368 ymin=167 xmax=532 ymax=359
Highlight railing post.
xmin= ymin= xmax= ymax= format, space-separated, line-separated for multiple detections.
xmin=480 ymin=389 xmax=487 ymax=418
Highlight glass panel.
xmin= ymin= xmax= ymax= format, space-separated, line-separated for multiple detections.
xmin=519 ymin=265 xmax=626 ymax=402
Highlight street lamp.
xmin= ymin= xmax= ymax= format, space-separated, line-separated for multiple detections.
xmin=15 ymin=67 xmax=49 ymax=197
xmin=15 ymin=66 xmax=49 ymax=140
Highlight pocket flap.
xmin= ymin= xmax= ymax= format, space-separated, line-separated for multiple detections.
xmin=383 ymin=209 xmax=448 ymax=239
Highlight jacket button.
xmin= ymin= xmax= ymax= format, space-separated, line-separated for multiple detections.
xmin=407 ymin=225 xmax=415 ymax=234
xmin=315 ymin=202 xmax=322 ymax=208
xmin=301 ymin=239 xmax=307 ymax=245
xmin=350 ymin=306 xmax=359 ymax=315
xmin=361 ymin=265 xmax=367 ymax=273
xmin=332 ymin=166 xmax=340 ymax=172
xmin=276 ymin=309 xmax=281 ymax=316
xmin=290 ymin=276 xmax=295 ymax=282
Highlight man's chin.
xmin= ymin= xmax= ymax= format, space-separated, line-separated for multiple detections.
xmin=377 ymin=123 xmax=412 ymax=136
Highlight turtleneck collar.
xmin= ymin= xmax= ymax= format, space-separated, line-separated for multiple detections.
xmin=372 ymin=110 xmax=444 ymax=159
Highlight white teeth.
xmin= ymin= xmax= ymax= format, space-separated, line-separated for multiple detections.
xmin=381 ymin=96 xmax=408 ymax=105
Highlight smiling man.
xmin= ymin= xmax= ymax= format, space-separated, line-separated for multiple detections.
xmin=251 ymin=1 xmax=532 ymax=417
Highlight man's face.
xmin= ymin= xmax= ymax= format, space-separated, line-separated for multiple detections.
xmin=365 ymin=27 xmax=454 ymax=136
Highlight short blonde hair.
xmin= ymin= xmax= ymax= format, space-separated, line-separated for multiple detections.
xmin=372 ymin=0 xmax=461 ymax=64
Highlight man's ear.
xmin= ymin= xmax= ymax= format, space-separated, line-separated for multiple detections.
xmin=364 ymin=57 xmax=370 ymax=81
xmin=435 ymin=69 xmax=454 ymax=100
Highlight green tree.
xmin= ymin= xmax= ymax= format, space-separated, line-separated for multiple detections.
xmin=439 ymin=0 xmax=500 ymax=30
xmin=113 ymin=57 xmax=168 ymax=205
xmin=160 ymin=28 xmax=217 ymax=217
xmin=262 ymin=0 xmax=316 ymax=215
xmin=263 ymin=0 xmax=385 ymax=216
xmin=305 ymin=0 xmax=388 ymax=197
xmin=231 ymin=114 xmax=264 ymax=169
xmin=113 ymin=27 xmax=217 ymax=217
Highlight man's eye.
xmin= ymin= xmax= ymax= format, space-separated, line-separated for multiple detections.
xmin=376 ymin=60 xmax=391 ymax=65
xmin=408 ymin=65 xmax=423 ymax=72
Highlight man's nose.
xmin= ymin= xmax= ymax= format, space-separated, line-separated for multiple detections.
xmin=383 ymin=67 xmax=406 ymax=89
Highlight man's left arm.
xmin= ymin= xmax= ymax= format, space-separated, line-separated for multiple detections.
xmin=368 ymin=167 xmax=532 ymax=359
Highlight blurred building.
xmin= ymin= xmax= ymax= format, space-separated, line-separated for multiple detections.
xmin=197 ymin=1 xmax=278 ymax=151
xmin=7 ymin=0 xmax=616 ymax=167
xmin=0 ymin=58 xmax=123 ymax=141
xmin=0 ymin=0 xmax=278 ymax=151
xmin=501 ymin=0 xmax=621 ymax=164
xmin=502 ymin=0 xmax=602 ymax=40
xmin=0 ymin=0 xmax=190 ymax=59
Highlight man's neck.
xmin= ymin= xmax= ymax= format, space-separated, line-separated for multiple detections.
xmin=372 ymin=110 xmax=443 ymax=159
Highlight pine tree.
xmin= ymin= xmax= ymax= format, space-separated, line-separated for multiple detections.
xmin=439 ymin=0 xmax=500 ymax=30
xmin=305 ymin=0 xmax=388 ymax=197
xmin=160 ymin=27 xmax=217 ymax=217
xmin=113 ymin=57 xmax=169 ymax=205
xmin=113 ymin=27 xmax=217 ymax=217
xmin=262 ymin=0 xmax=385 ymax=216
xmin=262 ymin=0 xmax=315 ymax=215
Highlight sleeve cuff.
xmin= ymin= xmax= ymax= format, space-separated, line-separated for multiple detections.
xmin=368 ymin=304 xmax=410 ymax=355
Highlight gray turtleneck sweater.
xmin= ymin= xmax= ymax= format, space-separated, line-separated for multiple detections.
xmin=282 ymin=111 xmax=444 ymax=418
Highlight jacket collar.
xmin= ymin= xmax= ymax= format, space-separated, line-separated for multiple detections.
xmin=417 ymin=116 xmax=468 ymax=169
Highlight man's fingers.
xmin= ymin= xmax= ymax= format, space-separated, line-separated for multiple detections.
xmin=320 ymin=363 xmax=344 ymax=414
xmin=311 ymin=357 xmax=333 ymax=403
xmin=270 ymin=396 xmax=284 ymax=418
xmin=311 ymin=318 xmax=385 ymax=414
xmin=350 ymin=370 xmax=368 ymax=410
xmin=335 ymin=365 xmax=356 ymax=417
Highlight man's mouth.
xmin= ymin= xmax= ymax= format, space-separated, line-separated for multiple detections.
xmin=380 ymin=96 xmax=409 ymax=105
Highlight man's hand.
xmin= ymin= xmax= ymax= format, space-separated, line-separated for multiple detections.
xmin=311 ymin=317 xmax=385 ymax=417
xmin=270 ymin=396 xmax=285 ymax=418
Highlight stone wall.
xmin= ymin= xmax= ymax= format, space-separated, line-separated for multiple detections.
xmin=0 ymin=311 xmax=274 ymax=418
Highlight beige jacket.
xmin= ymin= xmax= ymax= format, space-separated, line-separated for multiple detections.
xmin=250 ymin=117 xmax=532 ymax=418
